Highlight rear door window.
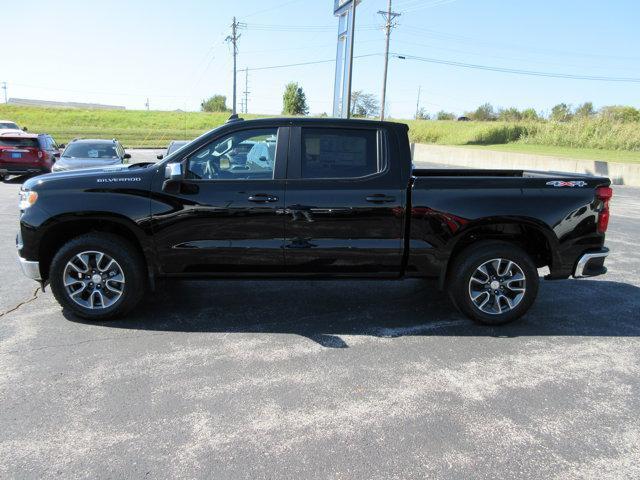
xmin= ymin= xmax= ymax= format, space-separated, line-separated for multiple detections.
xmin=300 ymin=128 xmax=380 ymax=179
xmin=0 ymin=138 xmax=39 ymax=148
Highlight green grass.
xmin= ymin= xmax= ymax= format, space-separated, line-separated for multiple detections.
xmin=2 ymin=105 xmax=640 ymax=163
xmin=0 ymin=105 xmax=267 ymax=147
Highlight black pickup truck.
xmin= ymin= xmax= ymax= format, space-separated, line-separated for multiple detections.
xmin=16 ymin=117 xmax=612 ymax=325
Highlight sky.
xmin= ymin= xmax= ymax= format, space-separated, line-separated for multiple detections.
xmin=2 ymin=0 xmax=639 ymax=118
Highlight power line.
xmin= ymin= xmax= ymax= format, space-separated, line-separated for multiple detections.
xmin=393 ymin=53 xmax=640 ymax=83
xmin=240 ymin=0 xmax=306 ymax=20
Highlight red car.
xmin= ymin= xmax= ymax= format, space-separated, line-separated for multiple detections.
xmin=0 ymin=132 xmax=62 ymax=180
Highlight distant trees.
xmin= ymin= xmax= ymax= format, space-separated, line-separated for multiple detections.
xmin=415 ymin=107 xmax=430 ymax=120
xmin=429 ymin=102 xmax=639 ymax=123
xmin=599 ymin=105 xmax=640 ymax=122
xmin=351 ymin=91 xmax=380 ymax=118
xmin=550 ymin=103 xmax=573 ymax=122
xmin=574 ymin=102 xmax=595 ymax=119
xmin=436 ymin=110 xmax=456 ymax=120
xmin=468 ymin=103 xmax=497 ymax=121
xmin=282 ymin=82 xmax=309 ymax=115
xmin=201 ymin=95 xmax=229 ymax=112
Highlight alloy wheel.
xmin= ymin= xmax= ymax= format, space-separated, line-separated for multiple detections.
xmin=63 ymin=250 xmax=126 ymax=310
xmin=468 ymin=258 xmax=526 ymax=315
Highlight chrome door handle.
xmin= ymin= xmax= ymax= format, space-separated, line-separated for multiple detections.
xmin=248 ymin=194 xmax=279 ymax=203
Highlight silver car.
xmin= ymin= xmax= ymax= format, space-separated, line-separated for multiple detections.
xmin=52 ymin=139 xmax=130 ymax=172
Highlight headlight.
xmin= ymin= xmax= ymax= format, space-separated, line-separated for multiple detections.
xmin=19 ymin=190 xmax=38 ymax=210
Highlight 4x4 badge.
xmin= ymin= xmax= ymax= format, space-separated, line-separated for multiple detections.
xmin=546 ymin=180 xmax=588 ymax=187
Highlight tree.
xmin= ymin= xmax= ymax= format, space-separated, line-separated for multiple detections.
xmin=521 ymin=108 xmax=540 ymax=121
xmin=574 ymin=102 xmax=595 ymax=119
xmin=350 ymin=91 xmax=380 ymax=117
xmin=599 ymin=105 xmax=640 ymax=122
xmin=498 ymin=107 xmax=522 ymax=122
xmin=468 ymin=103 xmax=497 ymax=121
xmin=282 ymin=82 xmax=309 ymax=115
xmin=415 ymin=107 xmax=430 ymax=120
xmin=550 ymin=103 xmax=573 ymax=122
xmin=436 ymin=110 xmax=456 ymax=121
xmin=201 ymin=95 xmax=229 ymax=112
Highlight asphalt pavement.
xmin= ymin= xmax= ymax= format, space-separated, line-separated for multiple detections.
xmin=1 ymin=163 xmax=639 ymax=479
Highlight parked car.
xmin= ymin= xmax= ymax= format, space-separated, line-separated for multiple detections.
xmin=16 ymin=117 xmax=612 ymax=325
xmin=0 ymin=120 xmax=24 ymax=134
xmin=52 ymin=139 xmax=130 ymax=172
xmin=0 ymin=132 xmax=61 ymax=180
xmin=156 ymin=140 xmax=191 ymax=160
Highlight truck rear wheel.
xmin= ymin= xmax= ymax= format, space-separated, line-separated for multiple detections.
xmin=448 ymin=241 xmax=539 ymax=325
xmin=49 ymin=233 xmax=146 ymax=321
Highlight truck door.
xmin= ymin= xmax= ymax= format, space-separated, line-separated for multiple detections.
xmin=283 ymin=126 xmax=405 ymax=275
xmin=151 ymin=126 xmax=288 ymax=274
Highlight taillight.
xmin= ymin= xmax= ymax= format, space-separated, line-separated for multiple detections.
xmin=596 ymin=186 xmax=613 ymax=234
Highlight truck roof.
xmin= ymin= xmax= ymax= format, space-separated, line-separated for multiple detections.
xmin=227 ymin=116 xmax=408 ymax=129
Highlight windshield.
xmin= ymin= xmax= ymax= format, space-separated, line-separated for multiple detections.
xmin=0 ymin=122 xmax=19 ymax=130
xmin=167 ymin=141 xmax=189 ymax=155
xmin=63 ymin=143 xmax=118 ymax=159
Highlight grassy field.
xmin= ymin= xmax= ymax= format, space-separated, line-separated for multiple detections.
xmin=2 ymin=105 xmax=639 ymax=162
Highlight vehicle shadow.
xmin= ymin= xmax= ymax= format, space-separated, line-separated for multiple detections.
xmin=64 ymin=278 xmax=640 ymax=347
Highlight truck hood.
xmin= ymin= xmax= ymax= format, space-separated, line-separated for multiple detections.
xmin=53 ymin=157 xmax=122 ymax=171
xmin=23 ymin=163 xmax=155 ymax=190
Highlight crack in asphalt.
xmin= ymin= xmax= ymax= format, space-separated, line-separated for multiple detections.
xmin=0 ymin=287 xmax=41 ymax=319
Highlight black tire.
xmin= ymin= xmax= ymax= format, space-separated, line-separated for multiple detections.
xmin=49 ymin=233 xmax=146 ymax=321
xmin=447 ymin=241 xmax=539 ymax=325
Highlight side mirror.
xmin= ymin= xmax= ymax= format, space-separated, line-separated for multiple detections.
xmin=163 ymin=162 xmax=186 ymax=194
xmin=157 ymin=154 xmax=164 ymax=160
xmin=123 ymin=153 xmax=131 ymax=160
xmin=53 ymin=152 xmax=61 ymax=158
xmin=22 ymin=126 xmax=28 ymax=132
xmin=58 ymin=143 xmax=66 ymax=149
xmin=164 ymin=162 xmax=185 ymax=181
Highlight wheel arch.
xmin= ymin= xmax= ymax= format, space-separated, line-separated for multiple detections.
xmin=439 ymin=218 xmax=559 ymax=289
xmin=37 ymin=213 xmax=156 ymax=284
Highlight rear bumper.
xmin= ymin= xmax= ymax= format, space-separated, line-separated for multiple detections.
xmin=573 ymin=248 xmax=609 ymax=278
xmin=0 ymin=164 xmax=49 ymax=175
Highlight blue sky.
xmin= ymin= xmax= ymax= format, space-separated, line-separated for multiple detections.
xmin=3 ymin=0 xmax=639 ymax=118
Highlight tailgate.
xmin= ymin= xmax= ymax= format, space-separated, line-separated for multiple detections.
xmin=0 ymin=146 xmax=40 ymax=164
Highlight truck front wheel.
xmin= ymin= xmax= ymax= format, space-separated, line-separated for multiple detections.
xmin=448 ymin=241 xmax=539 ymax=325
xmin=49 ymin=233 xmax=146 ymax=321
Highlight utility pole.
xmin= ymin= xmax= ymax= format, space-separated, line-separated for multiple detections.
xmin=243 ymin=67 xmax=250 ymax=114
xmin=1 ymin=82 xmax=7 ymax=104
xmin=345 ymin=1 xmax=357 ymax=119
xmin=145 ymin=98 xmax=150 ymax=111
xmin=379 ymin=0 xmax=401 ymax=120
xmin=226 ymin=17 xmax=245 ymax=116
xmin=415 ymin=86 xmax=421 ymax=119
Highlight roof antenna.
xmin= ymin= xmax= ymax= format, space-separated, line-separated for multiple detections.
xmin=227 ymin=113 xmax=244 ymax=123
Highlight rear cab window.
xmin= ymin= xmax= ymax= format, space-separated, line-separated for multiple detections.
xmin=300 ymin=128 xmax=381 ymax=179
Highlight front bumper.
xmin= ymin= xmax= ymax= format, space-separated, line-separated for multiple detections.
xmin=18 ymin=255 xmax=41 ymax=281
xmin=573 ymin=248 xmax=609 ymax=278
xmin=16 ymin=232 xmax=41 ymax=281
